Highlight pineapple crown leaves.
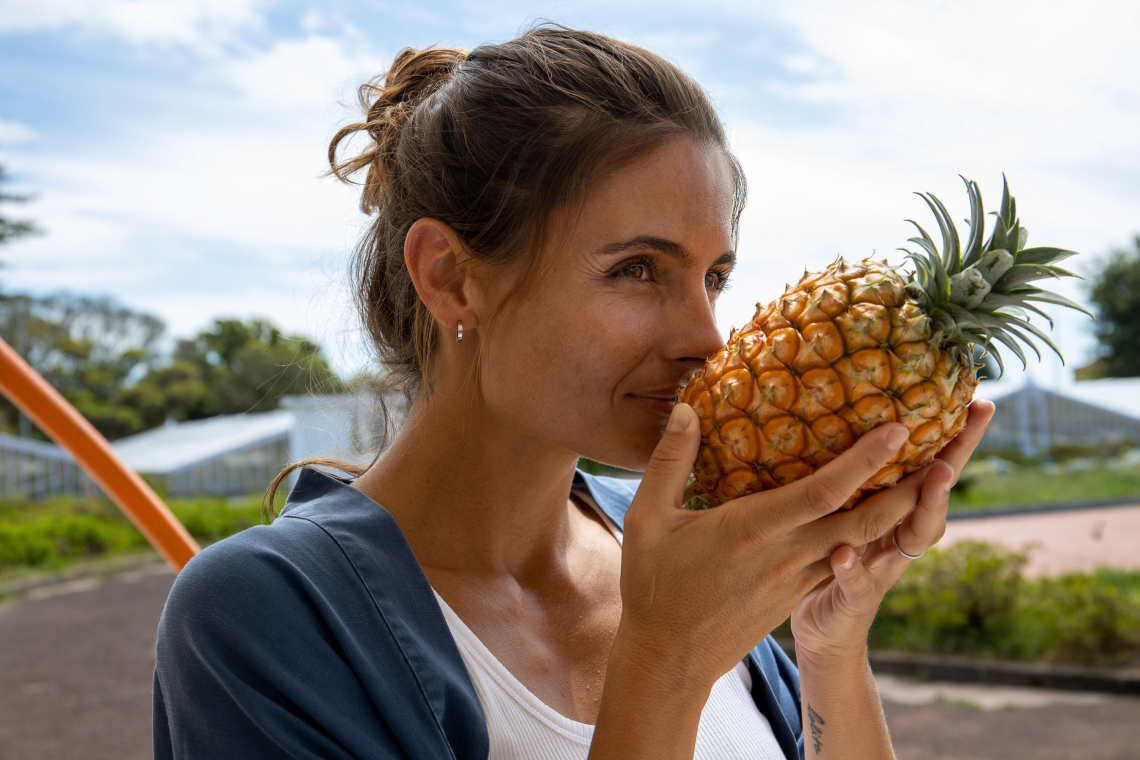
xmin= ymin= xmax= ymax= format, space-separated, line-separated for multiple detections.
xmin=898 ymin=175 xmax=1092 ymax=377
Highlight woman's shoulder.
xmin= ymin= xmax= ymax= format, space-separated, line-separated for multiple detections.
xmin=154 ymin=469 xmax=488 ymax=758
xmin=159 ymin=467 xmax=426 ymax=658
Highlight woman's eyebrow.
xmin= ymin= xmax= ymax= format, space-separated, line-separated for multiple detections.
xmin=592 ymin=235 xmax=736 ymax=268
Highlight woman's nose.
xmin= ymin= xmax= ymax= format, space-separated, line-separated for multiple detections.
xmin=670 ymin=284 xmax=727 ymax=363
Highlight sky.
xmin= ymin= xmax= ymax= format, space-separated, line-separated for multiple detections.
xmin=1 ymin=0 xmax=1137 ymax=387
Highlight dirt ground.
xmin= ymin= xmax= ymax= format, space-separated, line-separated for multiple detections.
xmin=1 ymin=564 xmax=1138 ymax=760
xmin=944 ymin=504 xmax=1140 ymax=577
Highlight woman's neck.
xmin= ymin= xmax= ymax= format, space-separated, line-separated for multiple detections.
xmin=352 ymin=387 xmax=588 ymax=581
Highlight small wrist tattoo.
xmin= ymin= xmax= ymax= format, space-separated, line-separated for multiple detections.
xmin=807 ymin=703 xmax=826 ymax=754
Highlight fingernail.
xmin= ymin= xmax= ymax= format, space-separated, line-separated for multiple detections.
xmin=668 ymin=403 xmax=693 ymax=432
xmin=840 ymin=552 xmax=855 ymax=570
xmin=886 ymin=426 xmax=909 ymax=451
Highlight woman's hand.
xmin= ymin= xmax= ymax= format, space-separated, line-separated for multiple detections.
xmin=600 ymin=402 xmax=948 ymax=702
xmin=594 ymin=400 xmax=961 ymax=759
xmin=593 ymin=400 xmax=933 ymax=759
xmin=789 ymin=399 xmax=995 ymax=663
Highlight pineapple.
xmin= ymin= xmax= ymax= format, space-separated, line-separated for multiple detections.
xmin=678 ymin=176 xmax=1089 ymax=508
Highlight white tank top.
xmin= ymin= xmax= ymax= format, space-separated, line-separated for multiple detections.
xmin=431 ymin=488 xmax=785 ymax=760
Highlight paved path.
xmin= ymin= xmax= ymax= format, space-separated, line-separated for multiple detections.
xmin=0 ymin=565 xmax=173 ymax=760
xmin=943 ymin=504 xmax=1140 ymax=577
xmin=2 ymin=563 xmax=1138 ymax=759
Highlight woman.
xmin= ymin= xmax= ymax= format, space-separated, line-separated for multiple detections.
xmin=153 ymin=25 xmax=994 ymax=759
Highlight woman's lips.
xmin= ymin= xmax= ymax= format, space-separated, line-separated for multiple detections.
xmin=627 ymin=394 xmax=678 ymax=415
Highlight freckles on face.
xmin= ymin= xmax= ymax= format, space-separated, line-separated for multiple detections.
xmin=479 ymin=137 xmax=737 ymax=469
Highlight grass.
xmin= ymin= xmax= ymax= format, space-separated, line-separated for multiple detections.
xmin=948 ymin=463 xmax=1140 ymax=512
xmin=0 ymin=495 xmax=269 ymax=575
xmin=941 ymin=697 xmax=982 ymax=710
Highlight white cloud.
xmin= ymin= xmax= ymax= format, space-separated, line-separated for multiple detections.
xmin=0 ymin=117 xmax=37 ymax=144
xmin=0 ymin=0 xmax=267 ymax=51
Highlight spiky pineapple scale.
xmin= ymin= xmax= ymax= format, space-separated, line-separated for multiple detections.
xmin=679 ymin=259 xmax=977 ymax=507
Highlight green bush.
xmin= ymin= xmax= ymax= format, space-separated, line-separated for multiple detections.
xmin=0 ymin=495 xmax=264 ymax=571
xmin=871 ymin=541 xmax=1140 ymax=666
xmin=1016 ymin=571 xmax=1140 ymax=665
xmin=168 ymin=498 xmax=263 ymax=544
xmin=871 ymin=541 xmax=1027 ymax=658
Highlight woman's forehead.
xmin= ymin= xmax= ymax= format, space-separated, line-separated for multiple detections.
xmin=567 ymin=139 xmax=736 ymax=253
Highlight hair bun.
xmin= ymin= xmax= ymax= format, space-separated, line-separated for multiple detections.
xmin=329 ymin=46 xmax=469 ymax=213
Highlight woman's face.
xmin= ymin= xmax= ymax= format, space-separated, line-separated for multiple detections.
xmin=476 ymin=136 xmax=737 ymax=471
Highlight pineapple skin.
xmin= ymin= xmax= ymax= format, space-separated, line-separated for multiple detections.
xmin=678 ymin=257 xmax=978 ymax=508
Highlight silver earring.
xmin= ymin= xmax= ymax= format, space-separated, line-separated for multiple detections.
xmin=456 ymin=320 xmax=464 ymax=343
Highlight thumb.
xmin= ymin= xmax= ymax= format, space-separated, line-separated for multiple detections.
xmin=637 ymin=402 xmax=701 ymax=511
xmin=830 ymin=545 xmax=877 ymax=612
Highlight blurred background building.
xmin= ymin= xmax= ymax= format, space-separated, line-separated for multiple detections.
xmin=0 ymin=390 xmax=408 ymax=500
xmin=974 ymin=378 xmax=1140 ymax=457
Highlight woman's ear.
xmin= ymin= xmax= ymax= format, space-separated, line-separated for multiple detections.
xmin=404 ymin=218 xmax=477 ymax=334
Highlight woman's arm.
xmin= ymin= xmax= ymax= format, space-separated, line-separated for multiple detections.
xmin=790 ymin=400 xmax=995 ymax=759
xmin=796 ymin=650 xmax=888 ymax=760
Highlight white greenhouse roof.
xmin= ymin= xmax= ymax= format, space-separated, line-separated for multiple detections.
xmin=971 ymin=377 xmax=1140 ymax=422
xmin=1061 ymin=378 xmax=1140 ymax=421
xmin=112 ymin=410 xmax=295 ymax=475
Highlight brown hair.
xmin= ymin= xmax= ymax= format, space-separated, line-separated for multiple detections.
xmin=263 ymin=23 xmax=746 ymax=517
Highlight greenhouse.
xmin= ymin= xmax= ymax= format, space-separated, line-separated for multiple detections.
xmin=974 ymin=377 xmax=1140 ymax=456
xmin=0 ymin=433 xmax=99 ymax=500
xmin=109 ymin=390 xmax=402 ymax=498
xmin=112 ymin=411 xmax=296 ymax=498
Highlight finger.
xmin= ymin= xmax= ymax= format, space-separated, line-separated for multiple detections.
xmin=855 ymin=466 xmax=930 ymax=571
xmin=764 ymin=422 xmax=910 ymax=529
xmin=796 ymin=555 xmax=836 ymax=597
xmin=632 ymin=402 xmax=701 ymax=513
xmin=831 ymin=545 xmax=879 ymax=610
xmin=934 ymin=399 xmax=995 ymax=481
xmin=806 ymin=464 xmax=927 ymax=557
xmin=896 ymin=460 xmax=954 ymax=556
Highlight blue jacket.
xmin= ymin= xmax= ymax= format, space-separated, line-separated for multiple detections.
xmin=153 ymin=468 xmax=805 ymax=759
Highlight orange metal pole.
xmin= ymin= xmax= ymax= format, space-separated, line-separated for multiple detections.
xmin=0 ymin=336 xmax=200 ymax=571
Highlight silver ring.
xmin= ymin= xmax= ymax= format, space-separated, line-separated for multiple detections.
xmin=892 ymin=524 xmax=926 ymax=560
xmin=456 ymin=320 xmax=463 ymax=343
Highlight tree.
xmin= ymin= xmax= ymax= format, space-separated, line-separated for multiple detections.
xmin=0 ymin=161 xmax=40 ymax=248
xmin=1 ymin=302 xmax=343 ymax=438
xmin=0 ymin=294 xmax=168 ymax=439
xmin=0 ymin=160 xmax=42 ymax=435
xmin=1087 ymin=236 xmax=1140 ymax=378
xmin=177 ymin=318 xmax=343 ymax=418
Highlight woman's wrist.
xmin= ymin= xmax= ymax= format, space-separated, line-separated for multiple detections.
xmin=794 ymin=639 xmax=871 ymax=674
xmin=606 ymin=622 xmax=716 ymax=702
xmin=794 ymin=644 xmax=892 ymax=760
xmin=588 ymin=626 xmax=712 ymax=759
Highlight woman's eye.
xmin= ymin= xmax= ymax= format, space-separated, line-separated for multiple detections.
xmin=705 ymin=271 xmax=730 ymax=291
xmin=619 ymin=263 xmax=649 ymax=280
